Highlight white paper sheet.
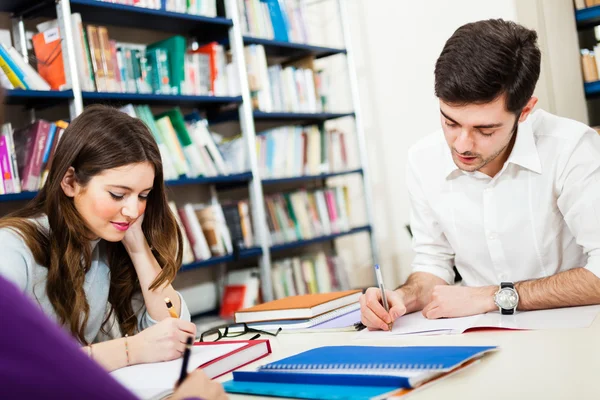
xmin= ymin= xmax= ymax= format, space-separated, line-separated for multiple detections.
xmin=110 ymin=342 xmax=246 ymax=399
xmin=355 ymin=304 xmax=600 ymax=339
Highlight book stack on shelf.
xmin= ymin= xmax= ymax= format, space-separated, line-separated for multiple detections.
xmin=264 ymin=186 xmax=351 ymax=246
xmin=171 ymin=199 xmax=255 ymax=265
xmin=0 ymin=104 xmax=240 ymax=196
xmin=95 ymin=0 xmax=217 ymax=16
xmin=256 ymin=125 xmax=349 ymax=179
xmin=0 ymin=43 xmax=53 ymax=91
xmin=574 ymin=0 xmax=600 ymax=10
xmin=245 ymin=45 xmax=329 ymax=112
xmin=271 ymin=250 xmax=350 ymax=300
xmin=237 ymin=0 xmax=311 ymax=43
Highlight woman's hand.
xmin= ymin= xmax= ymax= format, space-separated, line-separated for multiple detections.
xmin=129 ymin=318 xmax=197 ymax=364
xmin=171 ymin=369 xmax=228 ymax=400
xmin=122 ymin=213 xmax=147 ymax=255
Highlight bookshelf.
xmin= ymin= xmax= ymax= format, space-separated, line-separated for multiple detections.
xmin=576 ymin=4 xmax=600 ymax=30
xmin=0 ymin=0 xmax=378 ymax=309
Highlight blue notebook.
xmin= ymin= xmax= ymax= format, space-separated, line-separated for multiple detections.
xmin=258 ymin=345 xmax=496 ymax=373
xmin=224 ymin=345 xmax=496 ymax=397
xmin=222 ymin=380 xmax=398 ymax=400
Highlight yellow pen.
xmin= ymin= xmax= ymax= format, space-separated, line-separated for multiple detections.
xmin=165 ymin=297 xmax=179 ymax=319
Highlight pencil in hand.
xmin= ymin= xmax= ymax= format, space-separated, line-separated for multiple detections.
xmin=177 ymin=336 xmax=193 ymax=387
xmin=165 ymin=297 xmax=179 ymax=319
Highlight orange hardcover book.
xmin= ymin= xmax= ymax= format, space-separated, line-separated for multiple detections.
xmin=32 ymin=28 xmax=66 ymax=90
xmin=97 ymin=26 xmax=116 ymax=92
xmin=234 ymin=289 xmax=361 ymax=323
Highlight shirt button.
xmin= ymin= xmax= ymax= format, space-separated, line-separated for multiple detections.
xmin=484 ymin=188 xmax=492 ymax=194
xmin=488 ymin=233 xmax=498 ymax=240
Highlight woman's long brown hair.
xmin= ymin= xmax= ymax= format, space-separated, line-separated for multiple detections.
xmin=0 ymin=104 xmax=184 ymax=344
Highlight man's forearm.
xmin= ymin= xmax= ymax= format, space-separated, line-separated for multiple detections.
xmin=396 ymin=272 xmax=449 ymax=313
xmin=515 ymin=267 xmax=600 ymax=311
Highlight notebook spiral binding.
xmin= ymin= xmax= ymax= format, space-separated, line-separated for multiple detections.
xmin=261 ymin=363 xmax=445 ymax=370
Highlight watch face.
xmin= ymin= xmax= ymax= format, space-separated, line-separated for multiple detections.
xmin=496 ymin=288 xmax=518 ymax=309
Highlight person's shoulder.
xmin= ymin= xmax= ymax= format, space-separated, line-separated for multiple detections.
xmin=532 ymin=109 xmax=594 ymax=144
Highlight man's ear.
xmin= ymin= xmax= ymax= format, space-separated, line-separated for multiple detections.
xmin=60 ymin=167 xmax=78 ymax=198
xmin=518 ymin=97 xmax=538 ymax=123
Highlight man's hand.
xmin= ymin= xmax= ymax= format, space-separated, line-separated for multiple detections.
xmin=421 ymin=285 xmax=497 ymax=319
xmin=359 ymin=287 xmax=407 ymax=331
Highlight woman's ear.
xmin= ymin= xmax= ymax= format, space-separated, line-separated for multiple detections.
xmin=60 ymin=167 xmax=78 ymax=198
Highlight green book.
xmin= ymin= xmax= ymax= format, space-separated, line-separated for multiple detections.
xmin=147 ymin=35 xmax=186 ymax=95
xmin=158 ymin=108 xmax=205 ymax=177
xmin=283 ymin=193 xmax=302 ymax=240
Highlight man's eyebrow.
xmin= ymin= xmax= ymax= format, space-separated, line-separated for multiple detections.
xmin=440 ymin=110 xmax=459 ymax=125
xmin=440 ymin=109 xmax=503 ymax=129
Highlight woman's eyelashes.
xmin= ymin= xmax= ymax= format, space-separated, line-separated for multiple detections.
xmin=109 ymin=192 xmax=124 ymax=200
xmin=108 ymin=192 xmax=149 ymax=201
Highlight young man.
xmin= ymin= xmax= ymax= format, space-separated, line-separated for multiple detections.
xmin=360 ymin=19 xmax=600 ymax=331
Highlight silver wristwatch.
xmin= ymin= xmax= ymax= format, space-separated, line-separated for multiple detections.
xmin=494 ymin=282 xmax=518 ymax=315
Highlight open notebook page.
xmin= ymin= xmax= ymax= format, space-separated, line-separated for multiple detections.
xmin=110 ymin=342 xmax=246 ymax=400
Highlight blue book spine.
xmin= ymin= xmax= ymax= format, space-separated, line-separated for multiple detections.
xmin=41 ymin=123 xmax=57 ymax=165
xmin=233 ymin=371 xmax=412 ymax=388
xmin=0 ymin=44 xmax=29 ymax=90
xmin=263 ymin=0 xmax=290 ymax=42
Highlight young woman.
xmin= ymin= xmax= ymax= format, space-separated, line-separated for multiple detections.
xmin=0 ymin=104 xmax=197 ymax=372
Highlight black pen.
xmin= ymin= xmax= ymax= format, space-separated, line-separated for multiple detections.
xmin=177 ymin=336 xmax=193 ymax=387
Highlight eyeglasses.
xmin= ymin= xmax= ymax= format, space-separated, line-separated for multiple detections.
xmin=199 ymin=323 xmax=282 ymax=342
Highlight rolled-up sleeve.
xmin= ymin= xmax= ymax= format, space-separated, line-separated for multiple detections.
xmin=406 ymin=151 xmax=456 ymax=284
xmin=134 ymin=291 xmax=192 ymax=332
xmin=556 ymin=129 xmax=600 ymax=279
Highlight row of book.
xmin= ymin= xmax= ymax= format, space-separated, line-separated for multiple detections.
xmin=0 ymin=105 xmax=233 ymax=194
xmin=265 ymin=186 xmax=351 ymax=245
xmin=0 ymin=43 xmax=52 ymax=91
xmin=119 ymin=105 xmax=231 ymax=181
xmin=96 ymin=0 xmax=217 ymax=16
xmin=1 ymin=14 xmax=236 ymax=98
xmin=245 ymin=45 xmax=329 ymax=112
xmin=0 ymin=120 xmax=69 ymax=195
xmin=581 ymin=48 xmax=600 ymax=83
xmin=171 ymin=200 xmax=254 ymax=265
xmin=219 ymin=249 xmax=350 ymax=318
xmin=237 ymin=0 xmax=311 ymax=44
xmin=257 ymin=125 xmax=350 ymax=179
xmin=271 ymin=251 xmax=351 ymax=300
xmin=574 ymin=0 xmax=600 ymax=9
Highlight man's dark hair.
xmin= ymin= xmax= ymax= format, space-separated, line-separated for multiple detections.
xmin=434 ymin=19 xmax=541 ymax=114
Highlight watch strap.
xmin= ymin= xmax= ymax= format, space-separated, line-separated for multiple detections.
xmin=500 ymin=281 xmax=514 ymax=289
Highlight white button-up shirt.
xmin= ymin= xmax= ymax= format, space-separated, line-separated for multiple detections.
xmin=407 ymin=109 xmax=600 ymax=286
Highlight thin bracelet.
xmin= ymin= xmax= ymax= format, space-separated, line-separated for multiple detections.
xmin=124 ymin=334 xmax=130 ymax=366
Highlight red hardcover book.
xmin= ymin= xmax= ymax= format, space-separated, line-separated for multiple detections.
xmin=197 ymin=339 xmax=272 ymax=379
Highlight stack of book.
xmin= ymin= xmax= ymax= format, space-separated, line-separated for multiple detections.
xmin=232 ymin=289 xmax=362 ymax=332
xmin=95 ymin=0 xmax=217 ymax=16
xmin=224 ymin=344 xmax=497 ymax=399
xmin=245 ymin=46 xmax=329 ymax=112
xmin=237 ymin=0 xmax=311 ymax=44
xmin=119 ymin=105 xmax=232 ymax=181
xmin=0 ymin=43 xmax=52 ymax=91
xmin=264 ymin=186 xmax=351 ymax=245
xmin=171 ymin=199 xmax=255 ymax=264
xmin=28 ymin=14 xmax=236 ymax=96
xmin=271 ymin=251 xmax=351 ymax=299
xmin=257 ymin=125 xmax=349 ymax=178
xmin=0 ymin=120 xmax=68 ymax=195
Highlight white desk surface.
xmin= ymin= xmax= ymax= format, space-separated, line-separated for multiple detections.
xmin=217 ymin=313 xmax=600 ymax=400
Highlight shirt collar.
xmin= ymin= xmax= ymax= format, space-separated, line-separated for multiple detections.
xmin=442 ymin=112 xmax=542 ymax=179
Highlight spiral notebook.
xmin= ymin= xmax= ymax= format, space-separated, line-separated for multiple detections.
xmin=229 ymin=345 xmax=496 ymax=390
